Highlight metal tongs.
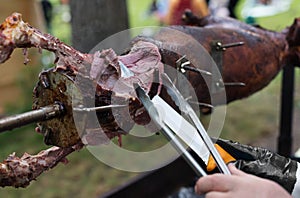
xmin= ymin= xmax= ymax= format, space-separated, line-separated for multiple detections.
xmin=135 ymin=73 xmax=231 ymax=176
xmin=135 ymin=83 xmax=207 ymax=177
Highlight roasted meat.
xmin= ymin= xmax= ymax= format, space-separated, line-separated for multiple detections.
xmin=0 ymin=142 xmax=83 ymax=188
xmin=1 ymin=11 xmax=300 ymax=188
xmin=177 ymin=12 xmax=300 ymax=104
xmin=0 ymin=13 xmax=164 ymax=147
xmin=2 ymin=12 xmax=300 ymax=147
xmin=135 ymin=13 xmax=300 ymax=105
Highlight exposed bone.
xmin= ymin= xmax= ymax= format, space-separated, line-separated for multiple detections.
xmin=0 ymin=142 xmax=83 ymax=188
xmin=0 ymin=12 xmax=89 ymax=71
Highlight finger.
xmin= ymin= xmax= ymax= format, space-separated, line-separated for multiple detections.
xmin=205 ymin=191 xmax=228 ymax=198
xmin=228 ymin=163 xmax=247 ymax=176
xmin=195 ymin=174 xmax=234 ymax=194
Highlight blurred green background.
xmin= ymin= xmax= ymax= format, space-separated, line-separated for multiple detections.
xmin=0 ymin=0 xmax=300 ymax=197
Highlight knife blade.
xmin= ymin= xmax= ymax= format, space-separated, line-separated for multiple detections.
xmin=152 ymin=95 xmax=210 ymax=164
xmin=135 ymin=84 xmax=207 ymax=177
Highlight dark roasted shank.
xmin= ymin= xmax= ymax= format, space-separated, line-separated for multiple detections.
xmin=138 ymin=13 xmax=300 ymax=105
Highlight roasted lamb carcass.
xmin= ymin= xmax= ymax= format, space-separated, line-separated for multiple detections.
xmin=0 ymin=13 xmax=165 ymax=148
xmin=136 ymin=12 xmax=300 ymax=106
xmin=0 ymin=11 xmax=299 ymax=187
xmin=2 ymin=12 xmax=300 ymax=147
xmin=0 ymin=13 xmax=165 ymax=187
xmin=177 ymin=12 xmax=300 ymax=104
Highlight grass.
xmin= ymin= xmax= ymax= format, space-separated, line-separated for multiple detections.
xmin=0 ymin=0 xmax=300 ymax=197
xmin=236 ymin=0 xmax=300 ymax=31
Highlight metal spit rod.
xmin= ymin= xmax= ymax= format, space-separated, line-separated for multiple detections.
xmin=0 ymin=103 xmax=129 ymax=133
xmin=0 ymin=103 xmax=65 ymax=133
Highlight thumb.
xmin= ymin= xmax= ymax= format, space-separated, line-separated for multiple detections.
xmin=228 ymin=163 xmax=247 ymax=176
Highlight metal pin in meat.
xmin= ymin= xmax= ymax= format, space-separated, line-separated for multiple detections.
xmin=176 ymin=55 xmax=212 ymax=76
xmin=73 ymin=104 xmax=127 ymax=112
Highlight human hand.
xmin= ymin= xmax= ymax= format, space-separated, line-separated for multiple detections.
xmin=195 ymin=164 xmax=292 ymax=198
xmin=207 ymin=138 xmax=297 ymax=194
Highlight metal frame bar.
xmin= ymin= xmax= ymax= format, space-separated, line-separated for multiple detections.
xmin=278 ymin=64 xmax=295 ymax=156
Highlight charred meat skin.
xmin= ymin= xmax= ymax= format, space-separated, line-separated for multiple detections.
xmin=138 ymin=14 xmax=290 ymax=105
xmin=170 ymin=24 xmax=286 ymax=104
xmin=180 ymin=13 xmax=300 ymax=103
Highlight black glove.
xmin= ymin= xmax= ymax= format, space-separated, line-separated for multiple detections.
xmin=208 ymin=138 xmax=298 ymax=194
